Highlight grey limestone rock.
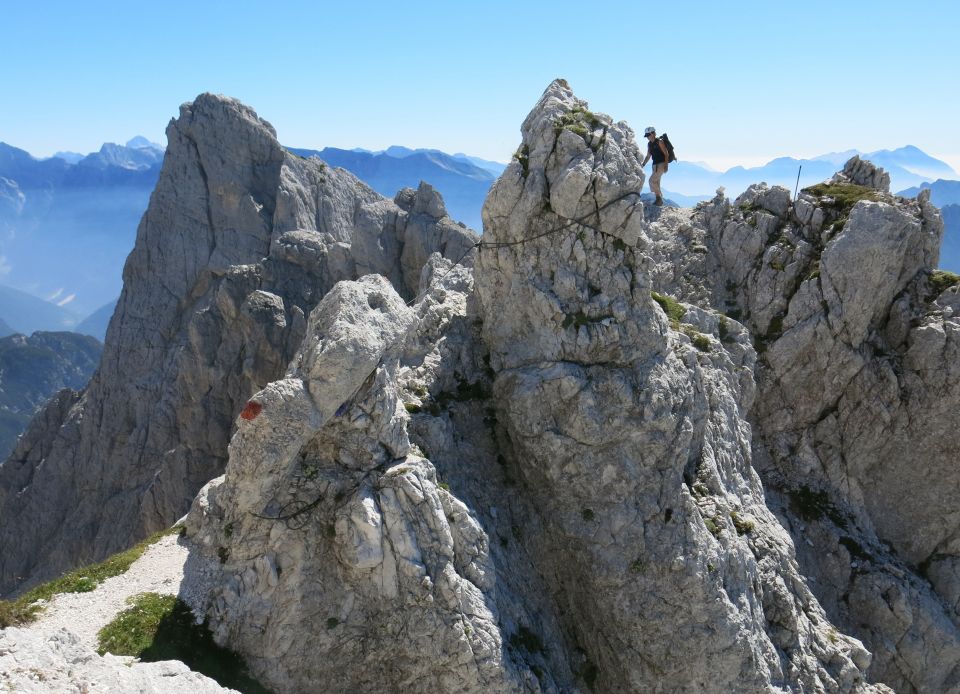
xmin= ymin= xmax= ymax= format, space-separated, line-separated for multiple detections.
xmin=185 ymin=272 xmax=528 ymax=692
xmin=0 ymin=93 xmax=477 ymax=596
xmin=474 ymin=80 xmax=879 ymax=693
xmin=646 ymin=157 xmax=960 ymax=692
xmin=0 ymin=627 xmax=233 ymax=693
xmin=831 ymin=155 xmax=891 ymax=193
xmin=5 ymin=81 xmax=959 ymax=694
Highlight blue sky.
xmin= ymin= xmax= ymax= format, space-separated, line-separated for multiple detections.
xmin=2 ymin=0 xmax=958 ymax=171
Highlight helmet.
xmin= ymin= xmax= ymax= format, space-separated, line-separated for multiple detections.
xmin=644 ymin=127 xmax=656 ymax=136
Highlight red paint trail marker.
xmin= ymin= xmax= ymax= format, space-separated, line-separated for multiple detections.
xmin=240 ymin=400 xmax=263 ymax=421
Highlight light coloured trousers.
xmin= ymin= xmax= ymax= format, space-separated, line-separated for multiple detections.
xmin=650 ymin=163 xmax=667 ymax=198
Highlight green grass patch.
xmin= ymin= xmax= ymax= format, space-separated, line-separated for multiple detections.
xmin=554 ymin=107 xmax=602 ymax=142
xmin=513 ymin=144 xmax=530 ymax=178
xmin=839 ymin=536 xmax=871 ymax=561
xmin=718 ymin=316 xmax=732 ymax=343
xmin=704 ymin=517 xmax=722 ymax=538
xmin=405 ymin=375 xmax=492 ymax=418
xmin=730 ymin=511 xmax=755 ymax=535
xmin=97 ymin=592 xmax=270 ymax=693
xmin=651 ymin=291 xmax=686 ymax=328
xmin=929 ymin=270 xmax=960 ymax=299
xmin=0 ymin=526 xmax=182 ymax=628
xmin=802 ymin=182 xmax=881 ymax=217
xmin=562 ymin=311 xmax=613 ymax=330
xmin=679 ymin=324 xmax=711 ymax=352
xmin=788 ymin=485 xmax=847 ymax=528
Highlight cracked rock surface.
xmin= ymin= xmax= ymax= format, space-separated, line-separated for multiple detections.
xmin=647 ymin=156 xmax=960 ymax=693
xmin=0 ymin=93 xmax=477 ymax=597
xmin=4 ymin=80 xmax=959 ymax=693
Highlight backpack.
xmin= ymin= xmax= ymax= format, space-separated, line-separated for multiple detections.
xmin=659 ymin=134 xmax=677 ymax=163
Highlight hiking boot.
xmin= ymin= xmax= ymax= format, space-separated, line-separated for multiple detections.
xmin=654 ymin=196 xmax=663 ymax=206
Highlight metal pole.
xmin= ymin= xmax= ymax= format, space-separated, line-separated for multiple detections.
xmin=794 ymin=165 xmax=803 ymax=200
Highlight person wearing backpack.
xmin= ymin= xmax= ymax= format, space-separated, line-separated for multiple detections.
xmin=641 ymin=126 xmax=672 ymax=206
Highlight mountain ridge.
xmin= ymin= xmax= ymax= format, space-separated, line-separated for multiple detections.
xmin=3 ymin=83 xmax=960 ymax=693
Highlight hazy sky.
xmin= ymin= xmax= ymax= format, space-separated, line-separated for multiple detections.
xmin=3 ymin=0 xmax=958 ymax=171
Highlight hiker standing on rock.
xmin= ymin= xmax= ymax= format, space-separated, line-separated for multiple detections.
xmin=641 ymin=126 xmax=670 ymax=206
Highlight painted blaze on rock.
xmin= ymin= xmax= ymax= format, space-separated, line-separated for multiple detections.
xmin=239 ymin=401 xmax=262 ymax=421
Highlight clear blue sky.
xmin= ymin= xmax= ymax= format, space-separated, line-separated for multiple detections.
xmin=2 ymin=0 xmax=958 ymax=171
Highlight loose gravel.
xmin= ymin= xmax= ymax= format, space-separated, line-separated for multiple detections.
xmin=0 ymin=532 xmax=230 ymax=693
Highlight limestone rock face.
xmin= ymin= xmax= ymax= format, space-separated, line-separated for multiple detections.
xmin=0 ymin=627 xmax=232 ymax=693
xmin=186 ymin=271 xmax=535 ymax=692
xmin=646 ymin=158 xmax=960 ymax=692
xmin=0 ymin=93 xmax=476 ymax=596
xmin=473 ymin=79 xmax=878 ymax=693
xmin=6 ymin=81 xmax=960 ymax=694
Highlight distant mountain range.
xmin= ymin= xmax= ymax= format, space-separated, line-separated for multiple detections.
xmin=2 ymin=136 xmax=959 ymax=338
xmin=0 ymin=330 xmax=102 ymax=458
xmin=288 ymin=146 xmax=499 ymax=230
xmin=898 ymin=179 xmax=960 ymax=208
xmin=664 ymin=146 xmax=958 ymax=199
xmin=0 ymin=284 xmax=82 ymax=334
xmin=891 ymin=180 xmax=960 ymax=274
xmin=942 ymin=205 xmax=960 ymax=273
xmin=0 ymin=137 xmax=163 ymax=321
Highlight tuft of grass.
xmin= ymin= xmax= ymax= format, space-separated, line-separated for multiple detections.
xmin=680 ymin=324 xmax=711 ymax=352
xmin=730 ymin=511 xmax=755 ymax=535
xmin=651 ymin=291 xmax=686 ymax=328
xmin=0 ymin=526 xmax=182 ymax=628
xmin=562 ymin=311 xmax=612 ymax=330
xmin=97 ymin=593 xmax=270 ymax=693
xmin=788 ymin=485 xmax=847 ymax=528
xmin=766 ymin=315 xmax=784 ymax=340
xmin=412 ymin=375 xmax=492 ymax=418
xmin=691 ymin=334 xmax=711 ymax=352
xmin=718 ymin=316 xmax=732 ymax=343
xmin=704 ymin=517 xmax=722 ymax=538
xmin=839 ymin=536 xmax=871 ymax=561
xmin=803 ymin=182 xmax=881 ymax=217
xmin=554 ymin=107 xmax=602 ymax=144
xmin=513 ymin=144 xmax=530 ymax=178
xmin=929 ymin=270 xmax=960 ymax=299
